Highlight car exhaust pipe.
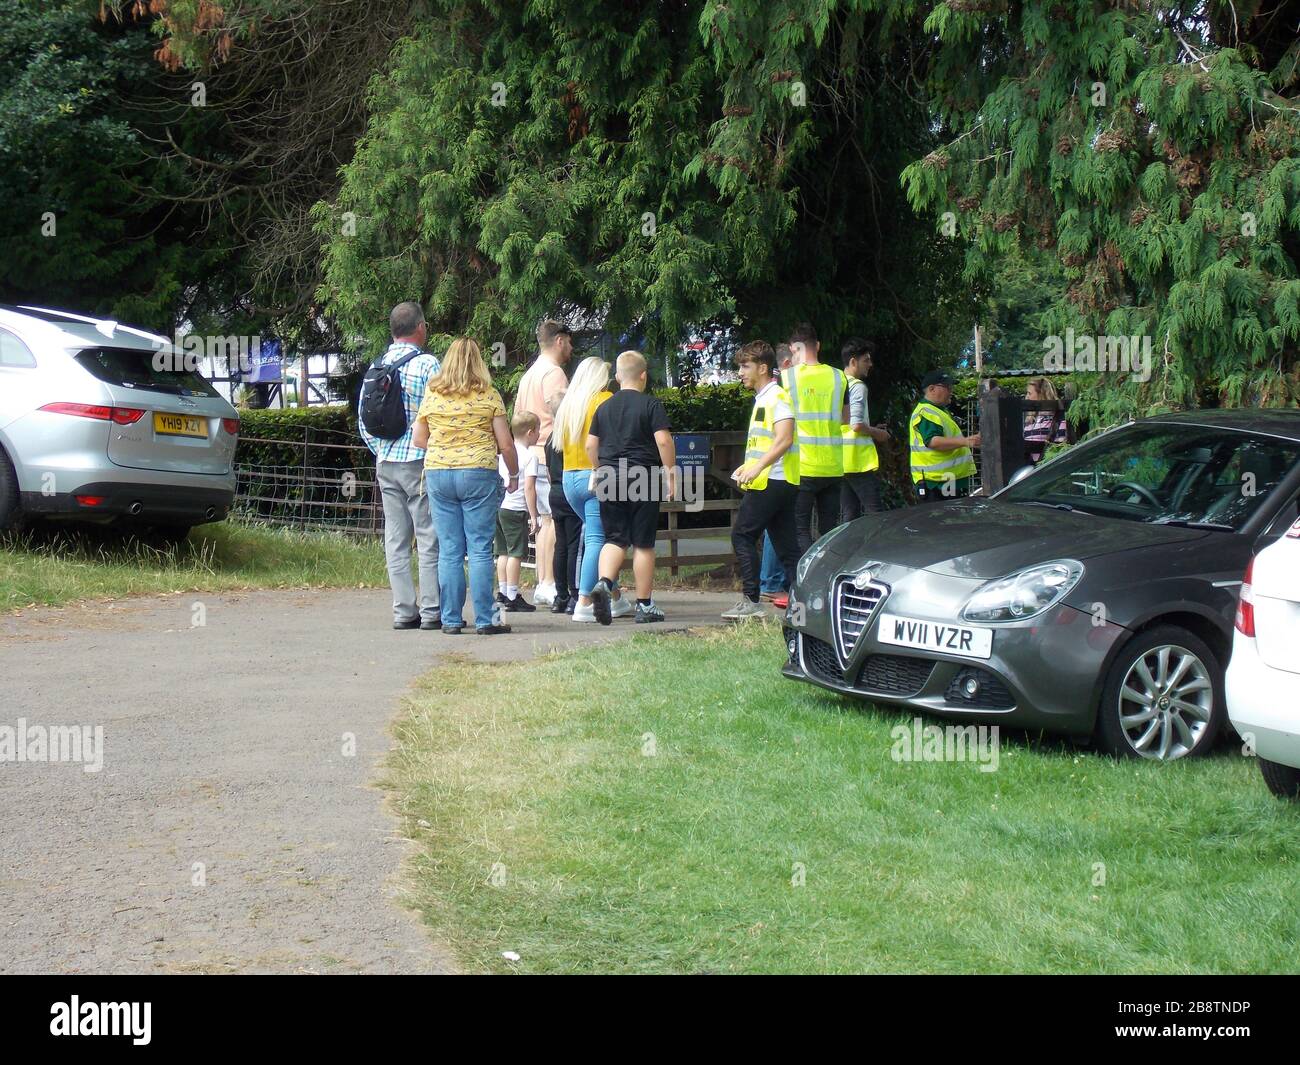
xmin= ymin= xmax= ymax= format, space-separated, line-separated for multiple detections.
xmin=127 ymin=501 xmax=144 ymax=516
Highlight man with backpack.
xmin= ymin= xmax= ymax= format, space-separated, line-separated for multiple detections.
xmin=358 ymin=301 xmax=442 ymax=630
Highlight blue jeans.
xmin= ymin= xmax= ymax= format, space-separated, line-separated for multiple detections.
xmin=563 ymin=470 xmax=605 ymax=597
xmin=759 ymin=532 xmax=788 ymax=593
xmin=426 ymin=467 xmax=502 ymax=629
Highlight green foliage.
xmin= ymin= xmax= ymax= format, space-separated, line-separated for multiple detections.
xmin=0 ymin=1 xmax=244 ymax=330
xmin=900 ymin=0 xmax=1300 ymax=425
xmin=315 ymin=0 xmax=969 ymax=376
xmin=653 ymin=383 xmax=752 ymax=433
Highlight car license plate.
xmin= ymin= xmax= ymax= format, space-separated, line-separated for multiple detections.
xmin=876 ymin=613 xmax=993 ymax=659
xmin=153 ymin=412 xmax=208 ymax=438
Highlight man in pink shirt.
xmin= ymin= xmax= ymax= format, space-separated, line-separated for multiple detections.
xmin=512 ymin=319 xmax=572 ymax=604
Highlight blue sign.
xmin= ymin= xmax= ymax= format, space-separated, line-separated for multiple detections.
xmin=673 ymin=433 xmax=710 ymax=470
xmin=245 ymin=339 xmax=283 ymax=384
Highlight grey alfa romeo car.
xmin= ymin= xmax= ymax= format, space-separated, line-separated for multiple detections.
xmin=783 ymin=410 xmax=1300 ymax=760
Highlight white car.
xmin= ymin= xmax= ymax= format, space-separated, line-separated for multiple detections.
xmin=1227 ymin=519 xmax=1300 ymax=799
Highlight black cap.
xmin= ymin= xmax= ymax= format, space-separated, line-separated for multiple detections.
xmin=921 ymin=370 xmax=954 ymax=390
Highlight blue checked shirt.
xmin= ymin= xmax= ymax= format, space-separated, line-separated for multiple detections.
xmin=358 ymin=341 xmax=441 ymax=463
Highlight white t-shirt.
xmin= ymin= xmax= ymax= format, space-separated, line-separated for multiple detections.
xmin=754 ymin=380 xmax=794 ymax=482
xmin=499 ymin=440 xmax=538 ymax=512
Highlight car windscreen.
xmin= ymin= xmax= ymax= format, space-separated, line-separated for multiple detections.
xmin=74 ymin=346 xmax=219 ymax=399
xmin=1001 ymin=422 xmax=1300 ymax=531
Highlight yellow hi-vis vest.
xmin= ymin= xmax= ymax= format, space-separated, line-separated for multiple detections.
xmin=781 ymin=364 xmax=846 ymax=478
xmin=742 ymin=384 xmax=799 ymax=491
xmin=909 ymin=400 xmax=976 ymax=484
xmin=842 ymin=416 xmax=879 ymax=474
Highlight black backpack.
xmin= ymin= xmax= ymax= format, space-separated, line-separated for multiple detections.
xmin=359 ymin=347 xmax=424 ymax=439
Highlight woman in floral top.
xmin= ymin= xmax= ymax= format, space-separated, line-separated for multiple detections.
xmin=412 ymin=338 xmax=518 ymax=635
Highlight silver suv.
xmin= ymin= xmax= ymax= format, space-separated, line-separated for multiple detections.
xmin=0 ymin=306 xmax=239 ymax=538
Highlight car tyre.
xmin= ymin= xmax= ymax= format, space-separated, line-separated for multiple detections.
xmin=1096 ymin=625 xmax=1224 ymax=761
xmin=0 ymin=450 xmax=22 ymax=532
xmin=1259 ymin=758 xmax=1300 ymax=801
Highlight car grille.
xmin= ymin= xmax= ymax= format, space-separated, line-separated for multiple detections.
xmin=945 ymin=667 xmax=1015 ymax=710
xmin=832 ymin=575 xmax=887 ymax=664
xmin=802 ymin=635 xmax=845 ymax=685
xmin=858 ymin=654 xmax=935 ymax=697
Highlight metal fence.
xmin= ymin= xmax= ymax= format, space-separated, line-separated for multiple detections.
xmin=233 ymin=435 xmax=383 ymax=536
xmin=231 ymin=431 xmax=747 ymax=575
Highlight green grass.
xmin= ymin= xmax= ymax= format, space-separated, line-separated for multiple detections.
xmin=0 ymin=521 xmax=388 ymax=612
xmin=387 ymin=623 xmax=1300 ymax=974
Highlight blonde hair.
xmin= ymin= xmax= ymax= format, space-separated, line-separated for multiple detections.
xmin=428 ymin=338 xmax=492 ymax=396
xmin=553 ymin=356 xmax=610 ymax=453
xmin=1027 ymin=376 xmax=1060 ymax=402
xmin=511 ymin=410 xmax=540 ymax=437
xmin=615 ymin=350 xmax=647 ymax=383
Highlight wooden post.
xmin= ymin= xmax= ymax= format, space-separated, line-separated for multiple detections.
xmin=977 ymin=385 xmax=1025 ymax=496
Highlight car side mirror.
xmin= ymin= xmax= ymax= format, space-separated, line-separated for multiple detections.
xmin=1006 ymin=464 xmax=1036 ymax=489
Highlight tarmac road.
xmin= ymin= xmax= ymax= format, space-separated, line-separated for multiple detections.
xmin=0 ymin=586 xmax=739 ymax=974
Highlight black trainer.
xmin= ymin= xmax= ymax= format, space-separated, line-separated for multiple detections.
xmin=504 ymin=594 xmax=536 ymax=613
xmin=421 ymin=615 xmax=442 ymax=630
xmin=589 ymin=579 xmax=613 ymax=626
xmin=475 ymin=624 xmax=512 ymax=635
xmin=393 ymin=618 xmax=420 ymax=630
xmin=550 ymin=595 xmax=569 ymax=614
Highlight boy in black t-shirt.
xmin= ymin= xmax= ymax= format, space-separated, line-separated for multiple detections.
xmin=586 ymin=350 xmax=675 ymax=624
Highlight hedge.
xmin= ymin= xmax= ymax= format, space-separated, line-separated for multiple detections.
xmin=235 ymin=406 xmax=361 ymax=472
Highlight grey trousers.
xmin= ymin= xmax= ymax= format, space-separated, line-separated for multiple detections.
xmin=377 ymin=459 xmax=440 ymax=622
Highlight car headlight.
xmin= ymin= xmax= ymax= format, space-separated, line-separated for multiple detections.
xmin=796 ymin=527 xmax=844 ymax=585
xmin=960 ymin=560 xmax=1084 ymax=623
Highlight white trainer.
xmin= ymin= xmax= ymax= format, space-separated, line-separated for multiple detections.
xmin=610 ymin=595 xmax=633 ymax=619
xmin=571 ymin=601 xmax=597 ymax=623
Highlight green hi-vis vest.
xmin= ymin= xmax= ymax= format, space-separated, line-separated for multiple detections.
xmin=743 ymin=385 xmax=800 ymax=491
xmin=909 ymin=400 xmax=976 ymax=484
xmin=841 ymin=421 xmax=879 ymax=473
xmin=781 ymin=364 xmax=846 ymax=478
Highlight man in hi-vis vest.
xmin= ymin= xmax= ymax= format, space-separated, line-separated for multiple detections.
xmin=781 ymin=322 xmax=848 ymax=552
xmin=839 ymin=337 xmax=892 ymax=522
xmin=909 ymin=371 xmax=980 ymax=502
xmin=724 ymin=340 xmax=801 ymax=620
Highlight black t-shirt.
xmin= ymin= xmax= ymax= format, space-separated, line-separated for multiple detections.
xmin=590 ymin=388 xmax=671 ymax=468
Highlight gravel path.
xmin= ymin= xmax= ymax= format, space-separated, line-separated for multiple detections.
xmin=0 ymin=586 xmax=739 ymax=974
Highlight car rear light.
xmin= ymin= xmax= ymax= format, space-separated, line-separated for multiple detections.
xmin=74 ymin=495 xmax=106 ymax=507
xmin=41 ymin=402 xmax=144 ymax=425
xmin=1288 ymin=516 xmax=1300 ymax=539
xmin=40 ymin=402 xmax=112 ymax=420
xmin=1235 ymin=557 xmax=1256 ymax=637
xmin=221 ymin=417 xmax=240 ymax=435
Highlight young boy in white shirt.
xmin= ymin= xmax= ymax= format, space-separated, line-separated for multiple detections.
xmin=496 ymin=411 xmax=540 ymax=612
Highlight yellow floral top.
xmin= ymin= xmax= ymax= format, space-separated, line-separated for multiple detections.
xmin=417 ymin=387 xmax=506 ymax=470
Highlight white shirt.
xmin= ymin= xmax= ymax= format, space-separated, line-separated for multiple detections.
xmin=847 ymin=378 xmax=869 ymax=427
xmin=754 ymin=380 xmax=794 ymax=482
xmin=499 ymin=440 xmax=538 ymax=512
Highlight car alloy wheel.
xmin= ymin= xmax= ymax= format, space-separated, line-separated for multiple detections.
xmin=1116 ymin=644 xmax=1214 ymax=760
xmin=1097 ymin=624 xmax=1224 ymax=762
